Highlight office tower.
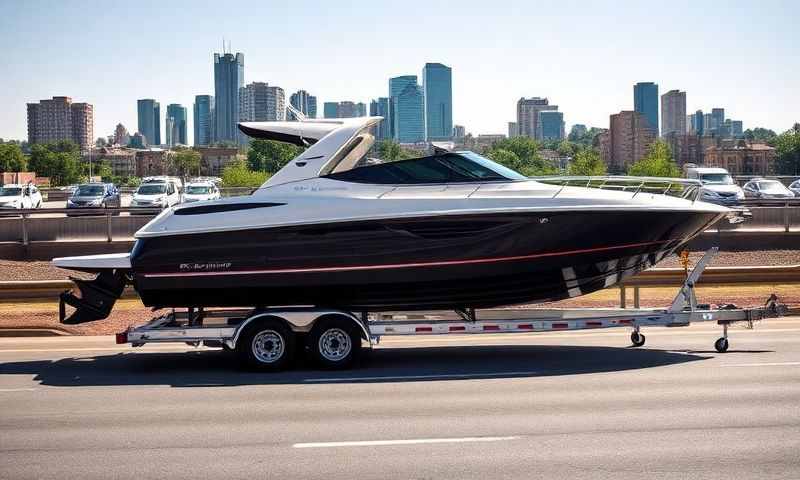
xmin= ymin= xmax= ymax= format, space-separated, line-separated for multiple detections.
xmin=193 ymin=95 xmax=214 ymax=146
xmin=213 ymin=52 xmax=244 ymax=143
xmin=703 ymin=113 xmax=713 ymax=133
xmin=166 ymin=104 xmax=188 ymax=145
xmin=389 ymin=75 xmax=418 ymax=139
xmin=660 ymin=90 xmax=686 ymax=136
xmin=165 ymin=117 xmax=176 ymax=147
xmin=516 ymin=97 xmax=557 ymax=139
xmin=393 ymin=81 xmax=425 ymax=143
xmin=633 ymin=82 xmax=659 ymax=133
xmin=369 ymin=98 xmax=391 ymax=139
xmin=239 ymin=82 xmax=286 ymax=122
xmin=26 ymin=96 xmax=94 ymax=149
xmin=422 ymin=62 xmax=453 ymax=140
xmin=732 ymin=120 xmax=743 ymax=138
xmin=453 ymin=125 xmax=466 ymax=139
xmin=289 ymin=90 xmax=317 ymax=119
xmin=711 ymin=108 xmax=725 ymax=133
xmin=323 ymin=103 xmax=339 ymax=119
xmin=508 ymin=122 xmax=519 ymax=138
xmin=539 ymin=111 xmax=565 ymax=140
xmin=606 ymin=111 xmax=657 ymax=172
xmin=137 ymin=99 xmax=161 ymax=146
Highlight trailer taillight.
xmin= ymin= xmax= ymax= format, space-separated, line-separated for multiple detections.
xmin=115 ymin=332 xmax=128 ymax=344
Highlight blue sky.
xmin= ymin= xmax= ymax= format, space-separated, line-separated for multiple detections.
xmin=1 ymin=0 xmax=797 ymax=142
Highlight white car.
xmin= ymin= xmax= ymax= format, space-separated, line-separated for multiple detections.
xmin=685 ymin=167 xmax=744 ymax=205
xmin=182 ymin=182 xmax=220 ymax=203
xmin=0 ymin=184 xmax=43 ymax=209
xmin=131 ymin=181 xmax=182 ymax=209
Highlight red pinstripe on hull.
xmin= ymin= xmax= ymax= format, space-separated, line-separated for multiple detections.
xmin=141 ymin=238 xmax=677 ymax=279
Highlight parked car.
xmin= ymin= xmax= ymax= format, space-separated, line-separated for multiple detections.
xmin=67 ymin=183 xmax=121 ymax=215
xmin=789 ymin=179 xmax=800 ymax=197
xmin=742 ymin=178 xmax=795 ymax=199
xmin=0 ymin=183 xmax=43 ymax=209
xmin=130 ymin=180 xmax=182 ymax=210
xmin=182 ymin=181 xmax=220 ymax=203
xmin=685 ymin=166 xmax=744 ymax=205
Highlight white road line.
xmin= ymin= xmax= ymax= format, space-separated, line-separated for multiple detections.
xmin=721 ymin=361 xmax=800 ymax=367
xmin=293 ymin=436 xmax=520 ymax=449
xmin=0 ymin=388 xmax=37 ymax=392
xmin=0 ymin=346 xmax=206 ymax=354
xmin=304 ymin=371 xmax=539 ymax=382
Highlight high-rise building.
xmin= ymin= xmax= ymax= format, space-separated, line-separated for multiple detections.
xmin=633 ymin=82 xmax=659 ymax=133
xmin=703 ymin=113 xmax=713 ymax=133
xmin=516 ymin=97 xmax=557 ymax=139
xmin=452 ymin=125 xmax=466 ymax=139
xmin=711 ymin=108 xmax=725 ymax=134
xmin=193 ymin=95 xmax=214 ymax=146
xmin=213 ymin=52 xmax=244 ymax=143
xmin=508 ymin=122 xmax=519 ymax=138
xmin=603 ymin=110 xmax=657 ymax=173
xmin=660 ymin=90 xmax=686 ymax=136
xmin=239 ymin=82 xmax=286 ymax=122
xmin=539 ymin=111 xmax=565 ymax=140
xmin=166 ymin=104 xmax=188 ymax=146
xmin=422 ymin=62 xmax=453 ymax=141
xmin=165 ymin=117 xmax=176 ymax=147
xmin=337 ymin=101 xmax=363 ymax=118
xmin=389 ymin=75 xmax=418 ymax=139
xmin=137 ymin=99 xmax=161 ymax=146
xmin=393 ymin=82 xmax=425 ymax=143
xmin=323 ymin=102 xmax=338 ymax=119
xmin=369 ymin=98 xmax=391 ymax=139
xmin=289 ymin=90 xmax=317 ymax=119
xmin=27 ymin=96 xmax=94 ymax=150
xmin=731 ymin=120 xmax=743 ymax=138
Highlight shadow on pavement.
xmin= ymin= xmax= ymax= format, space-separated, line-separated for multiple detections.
xmin=0 ymin=343 xmax=710 ymax=388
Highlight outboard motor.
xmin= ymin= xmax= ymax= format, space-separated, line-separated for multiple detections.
xmin=59 ymin=270 xmax=127 ymax=324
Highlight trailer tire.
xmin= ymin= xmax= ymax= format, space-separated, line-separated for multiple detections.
xmin=309 ymin=317 xmax=361 ymax=370
xmin=237 ymin=319 xmax=295 ymax=371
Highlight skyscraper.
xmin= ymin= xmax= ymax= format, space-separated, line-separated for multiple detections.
xmin=389 ymin=75 xmax=418 ymax=140
xmin=213 ymin=52 xmax=244 ymax=143
xmin=165 ymin=117 xmax=176 ymax=147
xmin=393 ymin=81 xmax=425 ymax=143
xmin=289 ymin=90 xmax=317 ymax=119
xmin=508 ymin=122 xmax=519 ymax=138
xmin=370 ymin=97 xmax=390 ymax=139
xmin=193 ymin=95 xmax=214 ymax=146
xmin=711 ymin=108 xmax=725 ymax=134
xmin=422 ymin=62 xmax=453 ymax=141
xmin=516 ymin=97 xmax=557 ymax=139
xmin=692 ymin=110 xmax=704 ymax=136
xmin=660 ymin=90 xmax=686 ymax=136
xmin=633 ymin=82 xmax=659 ymax=133
xmin=27 ymin=96 xmax=94 ymax=149
xmin=323 ymin=102 xmax=339 ymax=119
xmin=605 ymin=110 xmax=657 ymax=172
xmin=539 ymin=111 xmax=565 ymax=140
xmin=166 ymin=104 xmax=188 ymax=146
xmin=239 ymin=82 xmax=286 ymax=122
xmin=137 ymin=99 xmax=160 ymax=146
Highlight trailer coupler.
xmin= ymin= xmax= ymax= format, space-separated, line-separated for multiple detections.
xmin=59 ymin=270 xmax=127 ymax=324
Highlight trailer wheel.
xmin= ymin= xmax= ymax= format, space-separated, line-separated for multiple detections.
xmin=237 ymin=319 xmax=295 ymax=371
xmin=309 ymin=317 xmax=361 ymax=370
xmin=714 ymin=337 xmax=729 ymax=353
xmin=630 ymin=331 xmax=646 ymax=347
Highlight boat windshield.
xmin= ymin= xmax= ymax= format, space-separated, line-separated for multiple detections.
xmin=324 ymin=151 xmax=527 ymax=184
xmin=0 ymin=187 xmax=22 ymax=196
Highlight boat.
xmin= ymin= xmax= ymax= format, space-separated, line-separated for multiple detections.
xmin=53 ymin=115 xmax=729 ymax=324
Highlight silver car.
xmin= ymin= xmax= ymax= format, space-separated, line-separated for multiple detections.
xmin=742 ymin=179 xmax=795 ymax=199
xmin=789 ymin=179 xmax=800 ymax=197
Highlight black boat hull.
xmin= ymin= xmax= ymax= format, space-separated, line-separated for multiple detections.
xmin=129 ymin=210 xmax=723 ymax=311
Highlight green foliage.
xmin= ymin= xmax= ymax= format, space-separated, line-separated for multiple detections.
xmin=743 ymin=127 xmax=778 ymax=143
xmin=27 ymin=142 xmax=83 ymax=186
xmin=774 ymin=124 xmax=800 ymax=175
xmin=486 ymin=137 xmax=557 ymax=176
xmin=110 ymin=176 xmax=141 ymax=187
xmin=0 ymin=143 xmax=28 ymax=172
xmin=568 ymin=148 xmax=607 ymax=176
xmin=376 ymin=140 xmax=416 ymax=161
xmin=247 ymin=139 xmax=304 ymax=174
xmin=568 ymin=127 xmax=606 ymax=146
xmin=81 ymin=160 xmax=113 ymax=181
xmin=172 ymin=147 xmax=202 ymax=177
xmin=221 ymin=159 xmax=270 ymax=187
xmin=627 ymin=140 xmax=681 ymax=178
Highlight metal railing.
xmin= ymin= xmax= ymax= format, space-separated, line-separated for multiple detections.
xmin=536 ymin=176 xmax=702 ymax=201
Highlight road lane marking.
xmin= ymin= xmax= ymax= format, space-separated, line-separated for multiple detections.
xmin=721 ymin=361 xmax=800 ymax=367
xmin=0 ymin=346 xmax=208 ymax=354
xmin=304 ymin=371 xmax=540 ymax=382
xmin=0 ymin=388 xmax=37 ymax=392
xmin=293 ymin=436 xmax=520 ymax=449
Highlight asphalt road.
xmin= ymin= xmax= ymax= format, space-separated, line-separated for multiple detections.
xmin=1 ymin=318 xmax=799 ymax=479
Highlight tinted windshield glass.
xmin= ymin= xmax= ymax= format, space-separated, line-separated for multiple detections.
xmin=0 ymin=188 xmax=22 ymax=196
xmin=324 ymin=152 xmax=527 ymax=184
xmin=137 ymin=184 xmax=166 ymax=195
xmin=758 ymin=181 xmax=787 ymax=193
xmin=701 ymin=173 xmax=733 ymax=184
xmin=75 ymin=185 xmax=105 ymax=196
xmin=186 ymin=186 xmax=211 ymax=194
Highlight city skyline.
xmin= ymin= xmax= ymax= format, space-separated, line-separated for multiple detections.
xmin=1 ymin=1 xmax=797 ymax=141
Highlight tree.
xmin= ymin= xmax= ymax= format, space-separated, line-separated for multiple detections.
xmin=774 ymin=124 xmax=800 ymax=175
xmin=247 ymin=139 xmax=304 ymax=174
xmin=743 ymin=127 xmax=778 ymax=143
xmin=172 ymin=147 xmax=202 ymax=177
xmin=376 ymin=140 xmax=416 ymax=161
xmin=486 ymin=137 xmax=557 ymax=176
xmin=95 ymin=137 xmax=108 ymax=147
xmin=27 ymin=142 xmax=83 ymax=186
xmin=627 ymin=140 xmax=681 ymax=177
xmin=569 ymin=127 xmax=606 ymax=146
xmin=0 ymin=144 xmax=28 ymax=172
xmin=568 ymin=148 xmax=607 ymax=176
xmin=221 ymin=159 xmax=270 ymax=187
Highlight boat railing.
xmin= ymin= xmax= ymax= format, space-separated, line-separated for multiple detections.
xmin=534 ymin=176 xmax=703 ymax=202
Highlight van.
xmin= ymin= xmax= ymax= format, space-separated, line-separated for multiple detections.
xmin=685 ymin=166 xmax=744 ymax=205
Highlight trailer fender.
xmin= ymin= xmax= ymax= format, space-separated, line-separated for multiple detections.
xmin=226 ymin=310 xmax=370 ymax=350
